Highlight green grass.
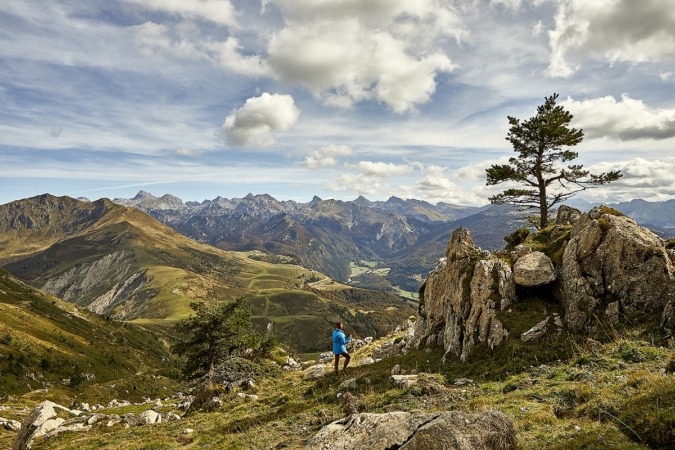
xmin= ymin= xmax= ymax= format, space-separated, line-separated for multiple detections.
xmin=18 ymin=328 xmax=672 ymax=450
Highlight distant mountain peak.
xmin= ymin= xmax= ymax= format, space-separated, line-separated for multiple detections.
xmin=134 ymin=190 xmax=155 ymax=200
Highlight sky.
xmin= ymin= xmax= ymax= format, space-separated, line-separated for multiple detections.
xmin=1 ymin=0 xmax=674 ymax=207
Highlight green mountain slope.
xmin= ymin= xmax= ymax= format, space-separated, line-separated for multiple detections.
xmin=0 ymin=269 xmax=175 ymax=397
xmin=0 ymin=195 xmax=414 ymax=352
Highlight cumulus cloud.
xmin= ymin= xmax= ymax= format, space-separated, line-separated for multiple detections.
xmin=128 ymin=0 xmax=237 ymax=27
xmin=563 ymin=94 xmax=675 ymax=140
xmin=222 ymin=93 xmax=300 ymax=147
xmin=584 ymin=157 xmax=675 ymax=201
xmin=548 ymin=0 xmax=675 ymax=77
xmin=266 ymin=0 xmax=459 ymax=112
xmin=304 ymin=144 xmax=353 ymax=169
xmin=416 ymin=165 xmax=459 ymax=193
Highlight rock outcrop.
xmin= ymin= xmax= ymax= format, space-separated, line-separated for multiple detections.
xmin=12 ymin=401 xmax=78 ymax=450
xmin=306 ymin=410 xmax=516 ymax=450
xmin=415 ymin=228 xmax=516 ymax=361
xmin=558 ymin=207 xmax=675 ymax=332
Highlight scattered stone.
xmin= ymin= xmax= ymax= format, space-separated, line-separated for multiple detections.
xmin=167 ymin=412 xmax=182 ymax=421
xmin=138 ymin=410 xmax=161 ymax=425
xmin=453 ymin=378 xmax=474 ymax=386
xmin=338 ymin=378 xmax=358 ymax=391
xmin=358 ymin=357 xmax=375 ymax=366
xmin=236 ymin=393 xmax=259 ymax=401
xmin=107 ymin=399 xmax=131 ymax=408
xmin=182 ymin=428 xmax=194 ymax=434
xmin=304 ymin=364 xmax=328 ymax=380
xmin=105 ymin=415 xmax=122 ymax=427
xmin=390 ymin=375 xmax=419 ymax=388
xmin=1 ymin=417 xmax=21 ymax=431
xmin=86 ymin=414 xmax=106 ymax=426
xmin=391 ymin=364 xmax=402 ymax=376
xmin=12 ymin=401 xmax=79 ymax=450
xmin=521 ymin=314 xmax=563 ymax=343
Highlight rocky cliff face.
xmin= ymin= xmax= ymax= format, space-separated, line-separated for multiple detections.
xmin=558 ymin=207 xmax=675 ymax=332
xmin=414 ymin=228 xmax=516 ymax=361
xmin=415 ymin=206 xmax=674 ymax=361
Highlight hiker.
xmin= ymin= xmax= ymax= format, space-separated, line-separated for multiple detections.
xmin=332 ymin=322 xmax=351 ymax=375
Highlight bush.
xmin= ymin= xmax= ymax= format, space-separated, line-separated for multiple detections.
xmin=504 ymin=227 xmax=531 ymax=250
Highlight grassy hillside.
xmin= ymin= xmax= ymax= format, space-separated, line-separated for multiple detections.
xmin=10 ymin=324 xmax=672 ymax=450
xmin=0 ymin=195 xmax=413 ymax=353
xmin=0 ymin=269 xmax=178 ymax=398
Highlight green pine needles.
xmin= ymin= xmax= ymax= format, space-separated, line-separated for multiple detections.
xmin=486 ymin=93 xmax=622 ymax=228
xmin=172 ymin=298 xmax=275 ymax=379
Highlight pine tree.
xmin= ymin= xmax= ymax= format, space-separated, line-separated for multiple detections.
xmin=486 ymin=93 xmax=621 ymax=228
xmin=172 ymin=298 xmax=259 ymax=378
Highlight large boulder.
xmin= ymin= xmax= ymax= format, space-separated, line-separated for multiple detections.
xmin=306 ymin=410 xmax=516 ymax=450
xmin=12 ymin=401 xmax=78 ymax=450
xmin=513 ymin=251 xmax=555 ymax=287
xmin=415 ymin=228 xmax=516 ymax=361
xmin=558 ymin=207 xmax=675 ymax=332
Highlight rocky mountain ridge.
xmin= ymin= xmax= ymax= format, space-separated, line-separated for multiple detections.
xmin=111 ymin=191 xmax=517 ymax=288
xmin=110 ymin=191 xmax=675 ymax=294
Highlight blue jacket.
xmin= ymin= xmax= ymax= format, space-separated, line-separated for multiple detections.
xmin=332 ymin=328 xmax=351 ymax=355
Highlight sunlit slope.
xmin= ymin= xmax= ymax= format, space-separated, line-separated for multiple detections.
xmin=0 ymin=195 xmax=414 ymax=350
xmin=0 ymin=195 xmax=314 ymax=322
xmin=0 ymin=269 xmax=174 ymax=396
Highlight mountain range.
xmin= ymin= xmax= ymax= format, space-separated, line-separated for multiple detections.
xmin=0 ymin=194 xmax=414 ymax=354
xmin=109 ymin=191 xmax=674 ymax=293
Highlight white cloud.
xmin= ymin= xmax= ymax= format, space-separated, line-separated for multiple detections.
xmin=127 ymin=0 xmax=237 ymax=27
xmin=327 ymin=160 xmax=413 ymax=197
xmin=584 ymin=157 xmax=675 ymax=202
xmin=304 ymin=144 xmax=353 ymax=169
xmin=267 ymin=0 xmax=458 ymax=112
xmin=134 ymin=22 xmax=269 ymax=76
xmin=563 ymin=94 xmax=675 ymax=140
xmin=222 ymin=93 xmax=300 ymax=147
xmin=355 ymin=161 xmax=413 ymax=177
xmin=660 ymin=71 xmax=673 ymax=81
xmin=548 ymin=0 xmax=675 ymax=77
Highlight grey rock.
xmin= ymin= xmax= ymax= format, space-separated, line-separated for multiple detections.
xmin=513 ymin=251 xmax=556 ymax=287
xmin=520 ymin=315 xmax=563 ymax=343
xmin=304 ymin=364 xmax=328 ymax=380
xmin=391 ymin=375 xmax=419 ymax=388
xmin=12 ymin=401 xmax=78 ymax=450
xmin=138 ymin=410 xmax=161 ymax=425
xmin=556 ymin=205 xmax=582 ymax=225
xmin=558 ymin=207 xmax=675 ymax=331
xmin=453 ymin=378 xmax=475 ymax=386
xmin=415 ymin=228 xmax=515 ymax=361
xmin=306 ymin=410 xmax=516 ymax=450
xmin=511 ymin=245 xmax=532 ymax=261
